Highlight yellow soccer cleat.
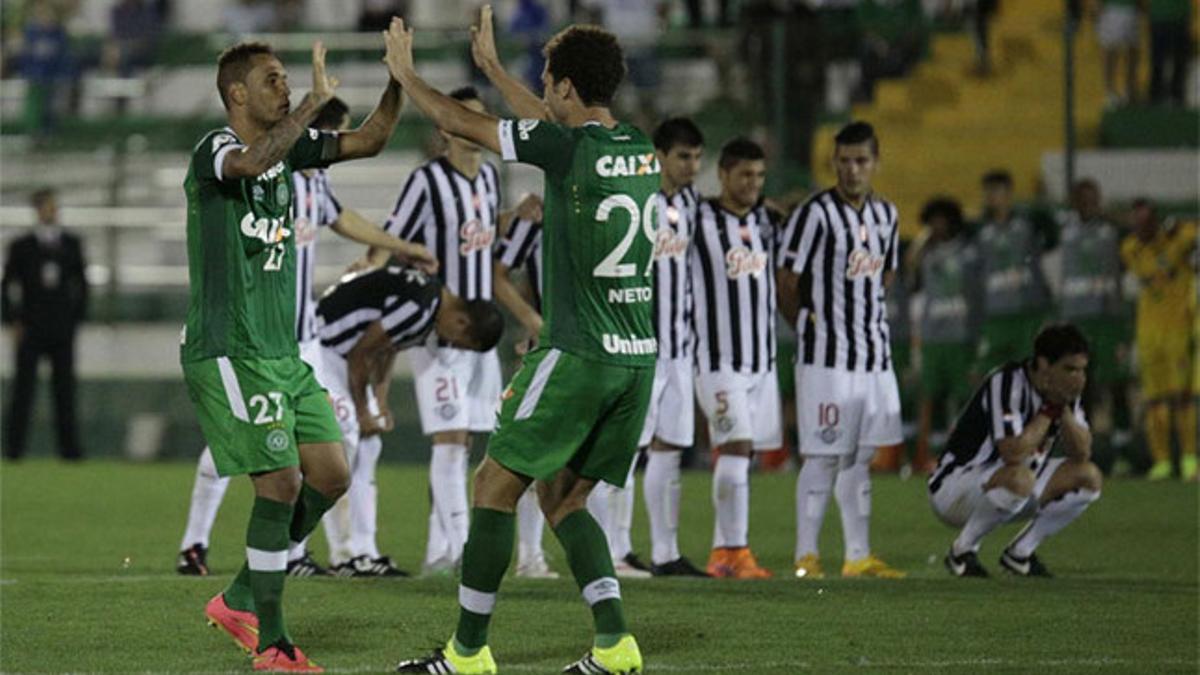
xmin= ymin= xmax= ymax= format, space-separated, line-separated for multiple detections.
xmin=842 ymin=554 xmax=907 ymax=579
xmin=1182 ymin=455 xmax=1197 ymax=482
xmin=563 ymin=634 xmax=643 ymax=674
xmin=793 ymin=553 xmax=825 ymax=579
xmin=396 ymin=639 xmax=497 ymax=674
xmin=1147 ymin=460 xmax=1174 ymax=481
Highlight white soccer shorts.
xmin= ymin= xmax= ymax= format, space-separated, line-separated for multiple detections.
xmin=408 ymin=343 xmax=502 ymax=435
xmin=796 ymin=364 xmax=902 ymax=456
xmin=318 ymin=346 xmax=381 ymax=463
xmin=694 ymin=368 xmax=782 ymax=450
xmin=929 ymin=457 xmax=1067 ymax=528
xmin=638 ymin=357 xmax=695 ymax=448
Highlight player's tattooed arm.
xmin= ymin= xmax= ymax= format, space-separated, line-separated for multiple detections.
xmin=331 ymin=209 xmax=439 ymax=274
xmin=471 ymin=4 xmax=547 ymax=120
xmin=222 ymin=43 xmax=336 ymax=179
xmin=382 ymin=16 xmax=503 ymax=153
xmin=335 ymin=78 xmax=403 ymax=161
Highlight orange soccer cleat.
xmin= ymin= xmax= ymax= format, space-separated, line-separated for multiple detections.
xmin=253 ymin=644 xmax=323 ymax=672
xmin=205 ymin=593 xmax=259 ymax=653
xmin=727 ymin=547 xmax=773 ymax=579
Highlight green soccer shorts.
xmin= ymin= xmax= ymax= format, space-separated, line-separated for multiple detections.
xmin=182 ymin=355 xmax=342 ymax=477
xmin=487 ymin=347 xmax=654 ymax=486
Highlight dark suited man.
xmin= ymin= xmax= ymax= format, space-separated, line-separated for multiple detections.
xmin=2 ymin=188 xmax=88 ymax=460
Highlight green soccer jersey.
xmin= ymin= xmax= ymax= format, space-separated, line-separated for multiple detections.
xmin=181 ymin=126 xmax=337 ymax=362
xmin=498 ymin=118 xmax=660 ymax=367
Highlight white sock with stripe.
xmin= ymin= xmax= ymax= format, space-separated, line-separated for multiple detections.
xmin=347 ymin=435 xmax=383 ymax=560
xmin=712 ymin=454 xmax=750 ymax=548
xmin=429 ymin=443 xmax=470 ymax=565
xmin=953 ymin=487 xmax=1029 ymax=555
xmin=795 ymin=454 xmax=838 ymax=560
xmin=835 ymin=448 xmax=874 ymax=562
xmin=516 ymin=486 xmax=546 ymax=566
xmin=180 ymin=446 xmax=230 ymax=549
xmin=1007 ymin=488 xmax=1100 ymax=558
xmin=643 ymin=450 xmax=682 ymax=565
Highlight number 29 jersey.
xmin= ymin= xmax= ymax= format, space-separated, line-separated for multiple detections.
xmin=498 ymin=119 xmax=660 ymax=367
xmin=181 ymin=127 xmax=337 ymax=363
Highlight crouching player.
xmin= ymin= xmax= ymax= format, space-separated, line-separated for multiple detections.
xmin=930 ymin=323 xmax=1102 ymax=578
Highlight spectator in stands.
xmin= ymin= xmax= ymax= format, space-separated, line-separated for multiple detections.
xmin=358 ymin=0 xmax=409 ymax=32
xmin=102 ymin=0 xmax=162 ymax=76
xmin=580 ymin=0 xmax=670 ymax=129
xmin=685 ymin=0 xmax=732 ymax=28
xmin=509 ymin=0 xmax=550 ymax=94
xmin=974 ymin=169 xmax=1054 ymax=372
xmin=969 ymin=0 xmax=998 ymax=76
xmin=1148 ymin=0 xmax=1191 ymax=106
xmin=18 ymin=1 xmax=76 ymax=142
xmin=1096 ymin=0 xmax=1142 ymax=108
xmin=221 ymin=0 xmax=277 ymax=36
xmin=1055 ymin=179 xmax=1135 ymax=474
xmin=1120 ymin=200 xmax=1197 ymax=481
xmin=2 ymin=188 xmax=89 ymax=461
xmin=912 ymin=197 xmax=982 ymax=474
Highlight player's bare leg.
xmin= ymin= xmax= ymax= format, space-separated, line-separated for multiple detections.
xmin=708 ymin=441 xmax=770 ymax=579
xmin=1002 ymin=459 xmax=1102 ymax=577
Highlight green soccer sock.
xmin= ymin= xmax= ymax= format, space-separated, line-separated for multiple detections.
xmin=223 ymin=563 xmax=255 ymax=613
xmin=289 ymin=482 xmax=338 ymax=544
xmin=246 ymin=496 xmax=294 ymax=651
xmin=553 ymin=509 xmax=628 ymax=648
xmin=453 ymin=508 xmax=516 ymax=654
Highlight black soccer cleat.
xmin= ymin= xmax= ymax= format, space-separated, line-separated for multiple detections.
xmin=651 ymin=556 xmax=710 ymax=577
xmin=334 ymin=554 xmax=410 ymax=577
xmin=621 ymin=553 xmax=652 ymax=573
xmin=176 ymin=543 xmax=209 ymax=576
xmin=1000 ymin=549 xmax=1054 ymax=578
xmin=944 ymin=549 xmax=989 ymax=578
xmin=286 ymin=553 xmax=332 ymax=577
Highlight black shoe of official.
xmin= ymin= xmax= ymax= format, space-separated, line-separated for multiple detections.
xmin=944 ymin=549 xmax=988 ymax=578
xmin=176 ymin=543 xmax=209 ymax=576
xmin=651 ymin=556 xmax=710 ymax=577
xmin=286 ymin=553 xmax=332 ymax=577
xmin=622 ymin=553 xmax=652 ymax=573
xmin=1000 ymin=549 xmax=1054 ymax=578
xmin=334 ymin=554 xmax=410 ymax=577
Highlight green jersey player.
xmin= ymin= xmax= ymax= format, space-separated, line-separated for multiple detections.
xmin=386 ymin=7 xmax=654 ymax=674
xmin=182 ymin=39 xmax=406 ymax=672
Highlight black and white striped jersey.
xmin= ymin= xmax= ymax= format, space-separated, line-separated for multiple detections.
xmin=691 ymin=199 xmax=777 ymax=374
xmin=494 ymin=216 xmax=543 ymax=311
xmin=929 ymin=360 xmax=1087 ymax=493
xmin=777 ymin=188 xmax=899 ymax=373
xmin=293 ymin=169 xmax=342 ymax=343
xmin=316 ymin=265 xmax=443 ymax=357
xmin=652 ymin=185 xmax=698 ymax=360
xmin=384 ymin=157 xmax=500 ymax=302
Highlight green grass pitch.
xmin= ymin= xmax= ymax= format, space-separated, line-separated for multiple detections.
xmin=1 ymin=459 xmax=1196 ymax=673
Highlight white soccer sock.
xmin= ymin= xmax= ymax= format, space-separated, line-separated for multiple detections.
xmin=643 ymin=450 xmax=682 ymax=565
xmin=611 ymin=465 xmax=636 ymax=560
xmin=953 ymin=486 xmax=1029 ymax=556
xmin=318 ymin=496 xmax=350 ymax=564
xmin=347 ymin=435 xmax=383 ymax=560
xmin=180 ymin=446 xmax=231 ymax=549
xmin=835 ymin=448 xmax=874 ymax=562
xmin=712 ymin=454 xmax=751 ymax=549
xmin=516 ymin=486 xmax=546 ymax=566
xmin=1007 ymin=488 xmax=1100 ymax=558
xmin=795 ymin=455 xmax=838 ymax=560
xmin=428 ymin=443 xmax=470 ymax=565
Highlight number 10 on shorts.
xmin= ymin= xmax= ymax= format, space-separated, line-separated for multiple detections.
xmin=818 ymin=402 xmax=840 ymax=428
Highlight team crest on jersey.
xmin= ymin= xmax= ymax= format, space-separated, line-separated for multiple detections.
xmin=517 ymin=119 xmax=539 ymax=140
xmin=265 ymin=428 xmax=290 ymax=452
xmin=459 ymin=219 xmax=495 ymax=255
xmin=818 ymin=427 xmax=842 ymax=444
xmin=654 ymin=228 xmax=689 ymax=260
xmin=725 ymin=247 xmax=767 ymax=279
xmin=595 ymin=154 xmax=661 ymax=178
xmin=438 ymin=403 xmax=459 ymax=420
xmin=252 ymin=185 xmax=266 ymax=202
xmin=845 ymin=249 xmax=885 ymax=280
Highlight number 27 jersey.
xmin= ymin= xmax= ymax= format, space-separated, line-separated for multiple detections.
xmin=498 ymin=119 xmax=660 ymax=367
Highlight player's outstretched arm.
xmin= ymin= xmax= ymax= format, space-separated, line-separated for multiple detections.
xmin=334 ymin=78 xmax=404 ymax=162
xmin=383 ymin=17 xmax=502 ymax=154
xmin=223 ymin=43 xmax=335 ymax=179
xmin=331 ymin=208 xmax=439 ymax=274
xmin=471 ymin=4 xmax=546 ymax=120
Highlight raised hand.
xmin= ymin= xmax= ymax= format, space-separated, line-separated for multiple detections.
xmin=470 ymin=4 xmax=500 ymax=74
xmin=311 ymin=41 xmax=338 ymax=103
xmin=382 ymin=16 xmax=415 ymax=83
xmin=514 ymin=193 xmax=543 ymax=222
xmin=393 ymin=241 xmax=440 ymax=275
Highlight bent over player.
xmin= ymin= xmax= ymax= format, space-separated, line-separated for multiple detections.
xmin=932 ymin=324 xmax=1102 ymax=577
xmin=386 ymin=7 xmax=654 ymax=673
xmin=182 ymin=39 xmax=404 ymax=671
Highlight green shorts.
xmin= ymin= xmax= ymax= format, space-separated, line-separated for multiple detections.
xmin=921 ymin=341 xmax=975 ymax=406
xmin=978 ymin=311 xmax=1047 ymax=371
xmin=1071 ymin=317 xmax=1129 ymax=386
xmin=182 ymin=355 xmax=342 ymax=477
xmin=488 ymin=347 xmax=654 ymax=486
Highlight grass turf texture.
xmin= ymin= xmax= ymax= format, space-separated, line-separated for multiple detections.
xmin=1 ymin=460 xmax=1196 ymax=673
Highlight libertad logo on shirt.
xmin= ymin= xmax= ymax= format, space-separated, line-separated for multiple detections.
xmin=459 ymin=219 xmax=495 ymax=255
xmin=595 ymin=154 xmax=661 ymax=178
xmin=725 ymin=247 xmax=767 ymax=279
xmin=654 ymin=228 xmax=688 ymax=260
xmin=845 ymin=249 xmax=885 ymax=280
